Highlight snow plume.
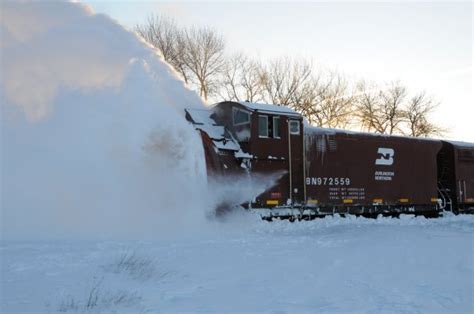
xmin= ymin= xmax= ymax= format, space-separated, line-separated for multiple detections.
xmin=208 ymin=171 xmax=287 ymax=215
xmin=1 ymin=1 xmax=211 ymax=240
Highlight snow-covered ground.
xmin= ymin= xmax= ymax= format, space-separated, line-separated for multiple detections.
xmin=2 ymin=213 xmax=473 ymax=313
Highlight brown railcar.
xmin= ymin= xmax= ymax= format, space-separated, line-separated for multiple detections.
xmin=211 ymin=101 xmax=304 ymax=207
xmin=305 ymin=128 xmax=442 ymax=214
xmin=438 ymin=141 xmax=474 ymax=212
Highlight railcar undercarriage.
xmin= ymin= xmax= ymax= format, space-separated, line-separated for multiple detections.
xmin=250 ymin=205 xmax=473 ymax=222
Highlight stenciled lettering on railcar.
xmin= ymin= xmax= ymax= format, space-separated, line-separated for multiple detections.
xmin=375 ymin=171 xmax=395 ymax=181
xmin=306 ymin=177 xmax=351 ymax=186
xmin=328 ymin=187 xmax=366 ymax=200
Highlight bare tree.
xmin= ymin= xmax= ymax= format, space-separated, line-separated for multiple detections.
xmin=357 ymin=81 xmax=445 ymax=137
xmin=172 ymin=31 xmax=192 ymax=84
xmin=135 ymin=15 xmax=191 ymax=84
xmin=259 ymin=57 xmax=312 ymax=106
xmin=135 ymin=15 xmax=178 ymax=62
xmin=258 ymin=59 xmax=355 ymax=128
xmin=135 ymin=15 xmax=445 ymax=134
xmin=356 ymin=81 xmax=385 ymax=133
xmin=380 ymin=82 xmax=407 ymax=134
xmin=289 ymin=72 xmax=355 ymax=128
xmin=219 ymin=54 xmax=264 ymax=102
xmin=312 ymin=73 xmax=355 ymax=128
xmin=135 ymin=16 xmax=225 ymax=98
xmin=405 ymin=92 xmax=445 ymax=137
xmin=356 ymin=81 xmax=407 ymax=134
xmin=290 ymin=77 xmax=325 ymax=124
xmin=218 ymin=56 xmax=356 ymax=129
xmin=219 ymin=53 xmax=241 ymax=101
xmin=240 ymin=57 xmax=265 ymax=102
xmin=180 ymin=27 xmax=225 ymax=101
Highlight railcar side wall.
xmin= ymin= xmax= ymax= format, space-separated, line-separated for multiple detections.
xmin=305 ymin=130 xmax=442 ymax=208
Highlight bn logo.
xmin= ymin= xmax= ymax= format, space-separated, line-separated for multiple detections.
xmin=375 ymin=148 xmax=394 ymax=166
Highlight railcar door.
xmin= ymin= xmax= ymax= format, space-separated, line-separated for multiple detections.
xmin=288 ymin=119 xmax=305 ymax=205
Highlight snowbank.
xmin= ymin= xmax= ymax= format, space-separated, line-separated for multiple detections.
xmin=1 ymin=215 xmax=473 ymax=312
xmin=1 ymin=1 xmax=210 ymax=240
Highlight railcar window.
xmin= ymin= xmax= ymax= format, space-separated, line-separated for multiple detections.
xmin=233 ymin=108 xmax=250 ymax=125
xmin=289 ymin=120 xmax=300 ymax=135
xmin=273 ymin=116 xmax=280 ymax=139
xmin=258 ymin=115 xmax=269 ymax=138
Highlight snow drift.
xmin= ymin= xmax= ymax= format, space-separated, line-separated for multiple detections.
xmin=2 ymin=215 xmax=473 ymax=312
xmin=1 ymin=1 xmax=212 ymax=239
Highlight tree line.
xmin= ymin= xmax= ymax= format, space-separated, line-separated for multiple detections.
xmin=135 ymin=15 xmax=445 ymax=137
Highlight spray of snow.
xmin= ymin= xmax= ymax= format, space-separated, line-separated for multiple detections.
xmin=208 ymin=171 xmax=286 ymax=214
xmin=0 ymin=1 xmax=222 ymax=240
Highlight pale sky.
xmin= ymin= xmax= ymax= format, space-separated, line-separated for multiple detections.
xmin=86 ymin=1 xmax=473 ymax=142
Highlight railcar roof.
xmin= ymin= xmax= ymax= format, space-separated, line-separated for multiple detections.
xmin=234 ymin=101 xmax=302 ymax=117
xmin=444 ymin=140 xmax=474 ymax=149
xmin=305 ymin=125 xmax=442 ymax=143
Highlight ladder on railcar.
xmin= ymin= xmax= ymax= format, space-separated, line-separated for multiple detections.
xmin=437 ymin=184 xmax=453 ymax=212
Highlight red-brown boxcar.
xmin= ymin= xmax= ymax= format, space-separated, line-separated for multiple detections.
xmin=212 ymin=101 xmax=305 ymax=207
xmin=304 ymin=127 xmax=443 ymax=214
xmin=438 ymin=141 xmax=474 ymax=212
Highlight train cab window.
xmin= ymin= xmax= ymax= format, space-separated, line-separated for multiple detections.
xmin=289 ymin=120 xmax=300 ymax=135
xmin=258 ymin=115 xmax=269 ymax=138
xmin=233 ymin=108 xmax=250 ymax=125
xmin=273 ymin=116 xmax=280 ymax=139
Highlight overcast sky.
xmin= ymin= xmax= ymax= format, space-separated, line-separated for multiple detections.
xmin=86 ymin=1 xmax=473 ymax=142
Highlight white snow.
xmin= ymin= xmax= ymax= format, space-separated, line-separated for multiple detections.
xmin=235 ymin=128 xmax=252 ymax=142
xmin=185 ymin=108 xmax=241 ymax=151
xmin=1 ymin=1 xmax=213 ymax=240
xmin=195 ymin=124 xmax=241 ymax=151
xmin=238 ymin=101 xmax=301 ymax=116
xmin=1 ymin=214 xmax=473 ymax=313
xmin=235 ymin=150 xmax=253 ymax=159
xmin=185 ymin=108 xmax=217 ymax=126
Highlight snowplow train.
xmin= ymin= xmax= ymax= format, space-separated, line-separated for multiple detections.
xmin=186 ymin=101 xmax=474 ymax=220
